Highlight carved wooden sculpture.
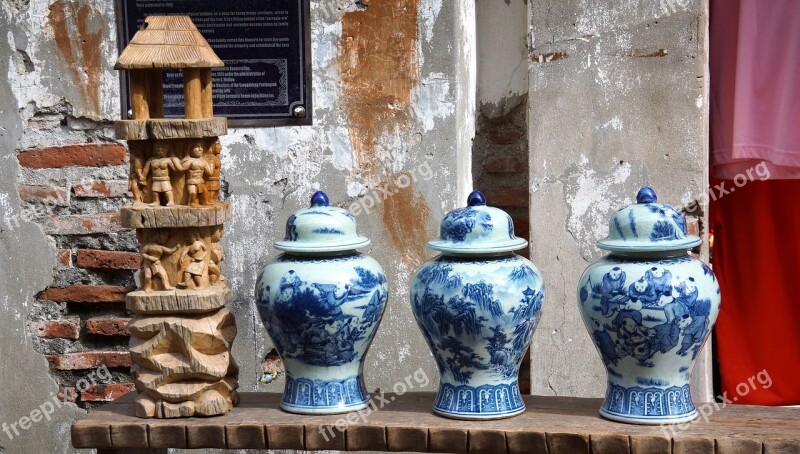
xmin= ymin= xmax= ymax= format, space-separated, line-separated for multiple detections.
xmin=115 ymin=16 xmax=239 ymax=418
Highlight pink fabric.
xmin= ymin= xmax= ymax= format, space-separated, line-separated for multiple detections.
xmin=710 ymin=0 xmax=800 ymax=179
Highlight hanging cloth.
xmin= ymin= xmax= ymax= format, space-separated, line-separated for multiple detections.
xmin=710 ymin=0 xmax=800 ymax=180
xmin=710 ymin=0 xmax=800 ymax=405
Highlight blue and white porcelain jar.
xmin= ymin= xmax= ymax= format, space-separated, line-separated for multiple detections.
xmin=255 ymin=191 xmax=388 ymax=414
xmin=411 ymin=191 xmax=544 ymax=419
xmin=578 ymin=187 xmax=720 ymax=424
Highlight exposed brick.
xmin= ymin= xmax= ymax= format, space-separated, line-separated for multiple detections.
xmin=72 ymin=180 xmax=129 ymax=198
xmin=77 ymin=249 xmax=141 ymax=270
xmin=57 ymin=248 xmax=72 ymax=267
xmin=511 ymin=216 xmax=530 ymax=240
xmin=484 ymin=156 xmax=524 ymax=173
xmin=37 ymin=285 xmax=129 ymax=303
xmin=17 ymin=185 xmax=69 ymax=206
xmin=487 ymin=127 xmax=524 ymax=144
xmin=17 ymin=144 xmax=126 ymax=169
xmin=46 ymin=351 xmax=131 ymax=370
xmin=42 ymin=212 xmax=123 ymax=235
xmin=58 ymin=386 xmax=78 ymax=403
xmin=30 ymin=318 xmax=80 ymax=340
xmin=85 ymin=318 xmax=131 ymax=336
xmin=686 ymin=216 xmax=700 ymax=236
xmin=483 ymin=187 xmax=528 ymax=208
xmin=80 ymin=383 xmax=135 ymax=402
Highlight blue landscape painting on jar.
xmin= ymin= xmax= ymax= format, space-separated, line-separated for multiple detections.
xmin=412 ymin=256 xmax=544 ymax=419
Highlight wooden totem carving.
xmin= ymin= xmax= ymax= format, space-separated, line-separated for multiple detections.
xmin=115 ymin=16 xmax=238 ymax=418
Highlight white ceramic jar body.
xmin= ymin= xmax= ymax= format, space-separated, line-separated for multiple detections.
xmin=411 ymin=253 xmax=544 ymax=419
xmin=578 ymin=252 xmax=720 ymax=424
xmin=256 ymin=252 xmax=388 ymax=414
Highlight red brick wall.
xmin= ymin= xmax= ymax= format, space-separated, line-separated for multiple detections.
xmin=18 ymin=142 xmax=136 ymax=407
xmin=472 ymin=100 xmax=530 ymax=258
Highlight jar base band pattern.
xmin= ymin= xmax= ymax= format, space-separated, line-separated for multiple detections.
xmin=433 ymin=381 xmax=525 ymax=419
xmin=599 ymin=383 xmax=697 ymax=425
xmin=281 ymin=374 xmax=369 ymax=414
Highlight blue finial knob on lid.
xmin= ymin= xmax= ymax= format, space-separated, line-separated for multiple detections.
xmin=636 ymin=186 xmax=657 ymax=204
xmin=310 ymin=191 xmax=329 ymax=207
xmin=467 ymin=190 xmax=487 ymax=207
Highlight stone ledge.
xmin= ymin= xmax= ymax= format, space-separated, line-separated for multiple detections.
xmin=126 ymin=286 xmax=232 ymax=314
xmin=121 ymin=202 xmax=231 ymax=228
xmin=115 ymin=117 xmax=227 ymax=140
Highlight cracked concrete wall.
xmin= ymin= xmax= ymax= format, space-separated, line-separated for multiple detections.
xmin=527 ymin=0 xmax=712 ymax=399
xmin=0 ymin=0 xmax=474 ymax=451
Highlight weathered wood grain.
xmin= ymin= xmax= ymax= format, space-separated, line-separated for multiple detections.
xmin=115 ymin=16 xmax=224 ymax=70
xmin=72 ymin=392 xmax=800 ymax=452
xmin=120 ymin=203 xmax=231 ymax=229
xmin=126 ymin=286 xmax=231 ymax=314
xmin=115 ymin=118 xmax=227 ymax=140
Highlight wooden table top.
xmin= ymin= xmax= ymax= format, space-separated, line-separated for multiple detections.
xmin=71 ymin=392 xmax=800 ymax=453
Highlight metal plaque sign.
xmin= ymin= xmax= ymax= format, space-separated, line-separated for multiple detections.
xmin=118 ymin=0 xmax=311 ymax=126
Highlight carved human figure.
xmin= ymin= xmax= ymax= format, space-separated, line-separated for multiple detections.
xmin=141 ymin=243 xmax=178 ymax=292
xmin=178 ymin=239 xmax=208 ymax=289
xmin=143 ymin=142 xmax=183 ymax=206
xmin=205 ymin=139 xmax=222 ymax=203
xmin=182 ymin=142 xmax=212 ymax=207
xmin=208 ymin=229 xmax=226 ymax=285
xmin=129 ymin=148 xmax=146 ymax=205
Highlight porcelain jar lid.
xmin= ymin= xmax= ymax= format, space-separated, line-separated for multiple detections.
xmin=274 ymin=191 xmax=370 ymax=253
xmin=596 ymin=186 xmax=702 ymax=253
xmin=428 ymin=190 xmax=528 ymax=254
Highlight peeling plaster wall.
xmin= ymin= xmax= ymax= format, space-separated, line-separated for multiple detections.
xmin=1 ymin=2 xmax=119 ymax=453
xmin=527 ymin=0 xmax=712 ymax=399
xmin=0 ymin=0 xmax=474 ymax=451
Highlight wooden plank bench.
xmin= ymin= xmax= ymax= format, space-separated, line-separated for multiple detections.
xmin=71 ymin=392 xmax=800 ymax=453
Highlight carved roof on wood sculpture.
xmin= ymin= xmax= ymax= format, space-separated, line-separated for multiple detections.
xmin=116 ymin=16 xmax=224 ymax=70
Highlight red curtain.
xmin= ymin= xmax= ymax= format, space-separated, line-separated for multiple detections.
xmin=710 ymin=179 xmax=800 ymax=405
xmin=710 ymin=0 xmax=800 ymax=405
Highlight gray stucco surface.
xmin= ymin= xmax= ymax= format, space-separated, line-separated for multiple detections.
xmin=527 ymin=0 xmax=712 ymax=399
